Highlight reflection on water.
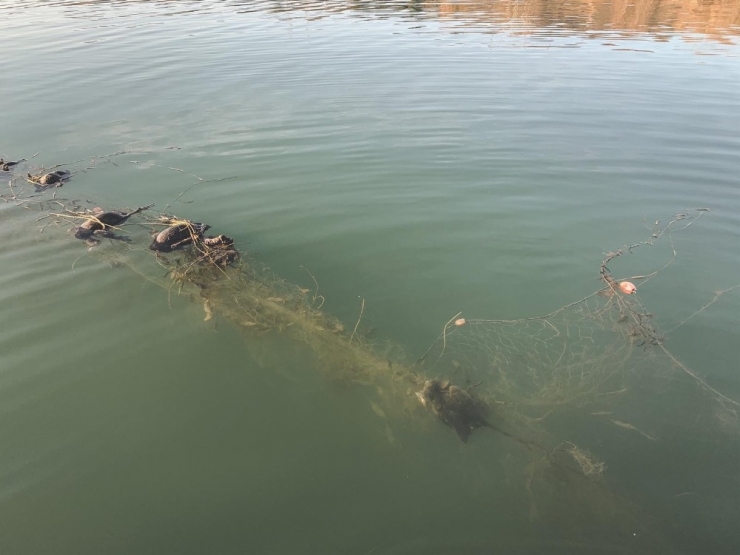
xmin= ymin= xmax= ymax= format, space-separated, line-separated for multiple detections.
xmin=440 ymin=0 xmax=739 ymax=41
xmin=9 ymin=0 xmax=740 ymax=43
xmin=269 ymin=0 xmax=740 ymax=43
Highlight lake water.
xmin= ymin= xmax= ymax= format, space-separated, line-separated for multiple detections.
xmin=1 ymin=1 xmax=739 ymax=554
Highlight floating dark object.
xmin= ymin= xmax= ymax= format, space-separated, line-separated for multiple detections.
xmin=27 ymin=170 xmax=71 ymax=191
xmin=416 ymin=379 xmax=491 ymax=443
xmin=150 ymin=222 xmax=210 ymax=252
xmin=201 ymin=234 xmax=239 ymax=267
xmin=202 ymin=234 xmax=234 ymax=249
xmin=416 ymin=378 xmax=536 ymax=449
xmin=74 ymin=203 xmax=155 ymax=240
xmin=1 ymin=158 xmax=25 ymax=171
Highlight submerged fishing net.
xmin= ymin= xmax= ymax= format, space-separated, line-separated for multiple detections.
xmin=4 ymin=156 xmax=738 ymax=437
xmin=3 ymin=154 xmax=738 ymax=551
xmin=419 ymin=210 xmax=739 ymax=415
xmin=412 ymin=210 xmax=740 ymax=502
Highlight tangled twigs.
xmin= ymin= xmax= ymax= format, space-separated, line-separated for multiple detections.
xmin=48 ymin=210 xmax=124 ymax=233
xmin=7 ymin=178 xmax=20 ymax=201
xmin=600 ymin=209 xmax=709 ymax=289
xmin=597 ymin=210 xmax=713 ymax=346
xmin=593 ymin=209 xmax=739 ymax=409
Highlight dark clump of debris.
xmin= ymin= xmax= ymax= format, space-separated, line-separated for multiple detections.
xmin=74 ymin=204 xmax=155 ymax=244
xmin=416 ymin=379 xmax=537 ymax=450
xmin=149 ymin=220 xmax=240 ymax=268
xmin=201 ymin=234 xmax=240 ymax=268
xmin=27 ymin=170 xmax=72 ymax=191
xmin=1 ymin=158 xmax=25 ymax=172
xmin=416 ymin=379 xmax=491 ymax=443
xmin=150 ymin=222 xmax=210 ymax=252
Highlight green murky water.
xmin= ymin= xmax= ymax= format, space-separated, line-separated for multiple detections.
xmin=1 ymin=2 xmax=739 ymax=553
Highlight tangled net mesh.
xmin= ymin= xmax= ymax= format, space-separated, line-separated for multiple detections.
xmin=5 ymin=157 xmax=738 ymax=436
xmin=418 ymin=210 xmax=739 ymax=426
xmin=425 ymin=300 xmax=633 ymax=408
xmin=3 ymin=155 xmax=739 ymax=549
xmin=47 ymin=202 xmax=740 ymax=466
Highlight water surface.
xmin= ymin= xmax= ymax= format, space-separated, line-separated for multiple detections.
xmin=1 ymin=1 xmax=739 ymax=554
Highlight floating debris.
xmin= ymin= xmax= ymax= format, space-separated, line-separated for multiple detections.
xmin=610 ymin=419 xmax=657 ymax=441
xmin=416 ymin=379 xmax=490 ymax=443
xmin=203 ymin=299 xmax=214 ymax=321
xmin=150 ymin=221 xmax=210 ymax=252
xmin=370 ymin=400 xmax=386 ymax=419
xmin=202 ymin=234 xmax=234 ymax=248
xmin=27 ymin=169 xmax=71 ymax=191
xmin=74 ymin=204 xmax=154 ymax=241
xmin=200 ymin=234 xmax=239 ymax=268
xmin=0 ymin=158 xmax=25 ymax=172
xmin=619 ymin=281 xmax=637 ymax=295
xmin=556 ymin=442 xmax=607 ymax=477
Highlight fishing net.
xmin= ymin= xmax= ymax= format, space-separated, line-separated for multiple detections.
xmin=5 ymin=156 xmax=738 ymax=439
xmin=83 ymin=226 xmax=688 ymax=548
xmin=3 ymin=155 xmax=738 ymax=552
xmin=418 ymin=210 xmax=739 ymax=414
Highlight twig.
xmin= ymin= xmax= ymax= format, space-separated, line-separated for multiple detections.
xmin=299 ymin=264 xmax=325 ymax=309
xmin=600 ymin=209 xmax=709 ymax=291
xmin=349 ymin=297 xmax=365 ymax=346
xmin=71 ymin=254 xmax=86 ymax=272
xmin=416 ymin=311 xmax=462 ymax=364
xmin=163 ymin=175 xmax=237 ymax=212
xmin=7 ymin=179 xmax=17 ymax=200
xmin=623 ymin=233 xmax=678 ymax=288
